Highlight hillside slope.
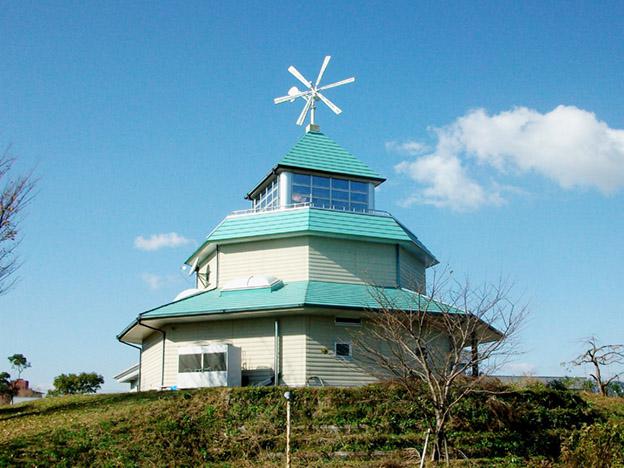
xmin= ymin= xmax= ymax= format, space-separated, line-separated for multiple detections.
xmin=0 ymin=385 xmax=612 ymax=467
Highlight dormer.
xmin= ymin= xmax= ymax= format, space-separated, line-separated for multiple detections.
xmin=246 ymin=126 xmax=385 ymax=212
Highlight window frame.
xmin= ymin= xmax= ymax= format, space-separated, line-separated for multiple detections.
xmin=289 ymin=173 xmax=370 ymax=212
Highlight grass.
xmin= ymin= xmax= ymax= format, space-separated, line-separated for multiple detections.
xmin=0 ymin=385 xmax=617 ymax=466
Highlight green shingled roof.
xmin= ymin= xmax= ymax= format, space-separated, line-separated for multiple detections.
xmin=117 ymin=280 xmax=461 ymax=341
xmin=186 ymin=207 xmax=436 ymax=265
xmin=278 ymin=131 xmax=384 ymax=181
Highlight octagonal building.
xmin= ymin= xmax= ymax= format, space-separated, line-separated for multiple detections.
xmin=117 ymin=125 xmax=440 ymax=390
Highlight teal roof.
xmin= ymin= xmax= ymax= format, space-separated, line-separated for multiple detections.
xmin=278 ymin=131 xmax=384 ymax=181
xmin=186 ymin=207 xmax=437 ymax=266
xmin=118 ymin=280 xmax=461 ymax=340
xmin=118 ymin=280 xmax=505 ymax=344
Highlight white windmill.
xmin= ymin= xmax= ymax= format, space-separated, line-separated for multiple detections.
xmin=274 ymin=56 xmax=355 ymax=128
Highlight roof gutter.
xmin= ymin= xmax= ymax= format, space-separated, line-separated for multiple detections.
xmin=117 ymin=335 xmax=142 ymax=392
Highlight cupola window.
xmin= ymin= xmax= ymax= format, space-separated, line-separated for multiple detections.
xmin=253 ymin=176 xmax=280 ymax=211
xmin=291 ymin=173 xmax=370 ymax=212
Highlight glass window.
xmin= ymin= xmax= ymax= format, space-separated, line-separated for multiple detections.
xmin=312 ymin=187 xmax=330 ymax=199
xmin=350 ymin=192 xmax=368 ymax=203
xmin=335 ymin=343 xmax=351 ymax=357
xmin=178 ymin=354 xmax=202 ymax=373
xmin=332 ymin=178 xmax=349 ymax=190
xmin=332 ymin=200 xmax=349 ymax=210
xmin=312 ymin=175 xmax=330 ymax=188
xmin=350 ymin=181 xmax=368 ymax=193
xmin=290 ymin=174 xmax=371 ymax=211
xmin=293 ymin=173 xmax=311 ymax=185
xmin=312 ymin=197 xmax=330 ymax=208
xmin=203 ymin=352 xmax=227 ymax=372
xmin=332 ymin=189 xmax=349 ymax=200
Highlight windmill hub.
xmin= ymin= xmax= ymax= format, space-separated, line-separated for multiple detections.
xmin=273 ymin=56 xmax=355 ymax=127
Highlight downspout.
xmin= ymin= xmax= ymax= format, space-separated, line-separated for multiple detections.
xmin=395 ymin=244 xmax=401 ymax=288
xmin=139 ymin=320 xmax=167 ymax=389
xmin=274 ymin=319 xmax=280 ymax=386
xmin=216 ymin=245 xmax=220 ymax=288
xmin=118 ymin=337 xmax=142 ymax=392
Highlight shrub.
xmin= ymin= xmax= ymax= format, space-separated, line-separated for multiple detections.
xmin=561 ymin=422 xmax=624 ymax=467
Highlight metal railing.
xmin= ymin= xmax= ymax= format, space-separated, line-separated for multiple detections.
xmin=228 ymin=202 xmax=392 ymax=218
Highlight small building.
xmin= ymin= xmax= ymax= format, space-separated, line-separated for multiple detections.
xmin=0 ymin=379 xmax=44 ymax=405
xmin=117 ymin=125 xmax=482 ymax=390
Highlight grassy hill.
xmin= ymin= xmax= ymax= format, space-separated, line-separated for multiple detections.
xmin=0 ymin=384 xmax=622 ymax=467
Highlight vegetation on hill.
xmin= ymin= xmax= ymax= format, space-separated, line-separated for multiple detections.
xmin=0 ymin=383 xmax=622 ymax=467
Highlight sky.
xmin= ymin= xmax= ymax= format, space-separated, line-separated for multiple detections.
xmin=1 ymin=1 xmax=623 ymax=392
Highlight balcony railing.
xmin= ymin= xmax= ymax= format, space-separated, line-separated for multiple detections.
xmin=229 ymin=202 xmax=392 ymax=218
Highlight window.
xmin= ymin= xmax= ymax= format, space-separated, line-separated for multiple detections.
xmin=253 ymin=176 xmax=280 ymax=211
xmin=335 ymin=317 xmax=362 ymax=327
xmin=179 ymin=354 xmax=202 ymax=373
xmin=202 ymin=352 xmax=226 ymax=372
xmin=178 ymin=352 xmax=227 ymax=373
xmin=290 ymin=173 xmax=370 ymax=211
xmin=335 ymin=342 xmax=352 ymax=358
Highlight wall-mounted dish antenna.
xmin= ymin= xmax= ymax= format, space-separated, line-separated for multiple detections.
xmin=274 ymin=56 xmax=355 ymax=127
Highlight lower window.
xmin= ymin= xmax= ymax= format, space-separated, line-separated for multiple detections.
xmin=335 ymin=342 xmax=352 ymax=358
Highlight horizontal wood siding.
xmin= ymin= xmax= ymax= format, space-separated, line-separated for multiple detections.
xmin=306 ymin=315 xmax=378 ymax=387
xmin=196 ymin=252 xmax=217 ymax=290
xmin=308 ymin=238 xmax=396 ymax=287
xmin=140 ymin=332 xmax=163 ymax=391
xmin=280 ymin=316 xmax=306 ymax=386
xmin=161 ymin=316 xmax=306 ymax=387
xmin=399 ymin=247 xmax=426 ymax=292
xmin=219 ymin=238 xmax=309 ymax=286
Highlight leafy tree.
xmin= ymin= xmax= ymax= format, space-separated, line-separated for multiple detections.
xmin=0 ymin=371 xmax=17 ymax=404
xmin=8 ymin=353 xmax=30 ymax=379
xmin=49 ymin=372 xmax=104 ymax=396
xmin=354 ymin=268 xmax=526 ymax=462
xmin=566 ymin=337 xmax=624 ymax=397
xmin=0 ymin=147 xmax=36 ymax=295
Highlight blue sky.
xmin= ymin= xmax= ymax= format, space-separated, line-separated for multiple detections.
xmin=1 ymin=1 xmax=623 ymax=391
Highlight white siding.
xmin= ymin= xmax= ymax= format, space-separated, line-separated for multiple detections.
xmin=140 ymin=332 xmax=163 ymax=391
xmin=218 ymin=238 xmax=309 ymax=286
xmin=160 ymin=316 xmax=306 ymax=387
xmin=196 ymin=251 xmax=218 ymax=290
xmin=308 ymin=237 xmax=396 ymax=287
xmin=306 ymin=315 xmax=378 ymax=387
xmin=399 ymin=248 xmax=426 ymax=292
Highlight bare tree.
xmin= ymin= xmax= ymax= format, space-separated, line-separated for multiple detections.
xmin=566 ymin=337 xmax=624 ymax=397
xmin=353 ymin=268 xmax=526 ymax=462
xmin=0 ymin=147 xmax=35 ymax=295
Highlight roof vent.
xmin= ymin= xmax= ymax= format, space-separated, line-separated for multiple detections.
xmin=221 ymin=275 xmax=284 ymax=292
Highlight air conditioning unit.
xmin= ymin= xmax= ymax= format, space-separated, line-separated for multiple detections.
xmin=177 ymin=344 xmax=241 ymax=388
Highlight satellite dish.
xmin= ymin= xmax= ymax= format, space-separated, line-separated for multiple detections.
xmin=174 ymin=288 xmax=203 ymax=301
xmin=274 ymin=55 xmax=355 ymax=126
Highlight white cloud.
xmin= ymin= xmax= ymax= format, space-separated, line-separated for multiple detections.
xmin=141 ymin=273 xmax=179 ymax=290
xmin=385 ymin=139 xmax=429 ymax=156
xmin=394 ymin=105 xmax=624 ymax=211
xmin=134 ymin=232 xmax=194 ymax=251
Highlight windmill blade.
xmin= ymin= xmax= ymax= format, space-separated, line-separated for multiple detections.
xmin=296 ymin=98 xmax=313 ymax=126
xmin=318 ymin=77 xmax=355 ymax=91
xmin=274 ymin=90 xmax=312 ymax=104
xmin=317 ymin=92 xmax=342 ymax=115
xmin=288 ymin=65 xmax=313 ymax=88
xmin=315 ymin=55 xmax=331 ymax=86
